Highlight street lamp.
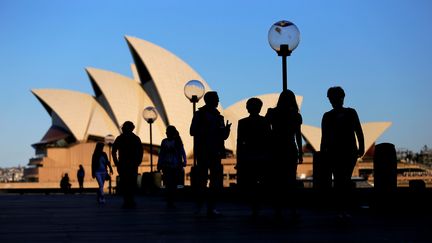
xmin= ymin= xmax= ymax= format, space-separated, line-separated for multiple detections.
xmin=184 ymin=80 xmax=205 ymax=170
xmin=268 ymin=20 xmax=300 ymax=91
xmin=142 ymin=106 xmax=158 ymax=172
xmin=104 ymin=134 xmax=115 ymax=195
xmin=184 ymin=80 xmax=205 ymax=114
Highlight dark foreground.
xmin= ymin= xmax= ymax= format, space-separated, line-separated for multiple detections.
xmin=0 ymin=189 xmax=431 ymax=242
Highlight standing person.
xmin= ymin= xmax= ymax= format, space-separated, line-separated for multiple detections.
xmin=92 ymin=142 xmax=113 ymax=204
xmin=265 ymin=89 xmax=303 ymax=221
xmin=320 ymin=86 xmax=364 ymax=220
xmin=60 ymin=173 xmax=72 ymax=194
xmin=157 ymin=125 xmax=187 ymax=209
xmin=190 ymin=91 xmax=231 ymax=217
xmin=112 ymin=121 xmax=144 ymax=209
xmin=236 ymin=97 xmax=271 ymax=217
xmin=77 ymin=164 xmax=85 ymax=193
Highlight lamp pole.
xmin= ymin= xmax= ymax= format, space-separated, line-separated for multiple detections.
xmin=268 ymin=20 xmax=300 ymax=91
xmin=143 ymin=106 xmax=158 ymax=173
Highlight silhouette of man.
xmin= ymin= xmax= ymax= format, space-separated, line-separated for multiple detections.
xmin=112 ymin=121 xmax=144 ymax=208
xmin=321 ymin=86 xmax=364 ymax=219
xmin=77 ymin=164 xmax=85 ymax=193
xmin=237 ymin=97 xmax=271 ymax=216
xmin=190 ymin=91 xmax=231 ymax=216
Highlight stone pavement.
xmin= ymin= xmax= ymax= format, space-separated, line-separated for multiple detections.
xmin=0 ymin=191 xmax=431 ymax=242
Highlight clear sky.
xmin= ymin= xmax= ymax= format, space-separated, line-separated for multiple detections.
xmin=0 ymin=0 xmax=431 ymax=167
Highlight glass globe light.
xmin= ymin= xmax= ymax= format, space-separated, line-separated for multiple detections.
xmin=184 ymin=80 xmax=205 ymax=103
xmin=268 ymin=20 xmax=300 ymax=56
xmin=142 ymin=106 xmax=158 ymax=123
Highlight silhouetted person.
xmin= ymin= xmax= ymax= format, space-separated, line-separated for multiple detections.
xmin=112 ymin=121 xmax=144 ymax=209
xmin=237 ymin=97 xmax=271 ymax=217
xmin=92 ymin=142 xmax=113 ymax=204
xmin=190 ymin=91 xmax=231 ymax=216
xmin=320 ymin=86 xmax=364 ymax=220
xmin=157 ymin=125 xmax=187 ymax=209
xmin=60 ymin=173 xmax=71 ymax=194
xmin=265 ymin=89 xmax=303 ymax=221
xmin=77 ymin=164 xmax=85 ymax=193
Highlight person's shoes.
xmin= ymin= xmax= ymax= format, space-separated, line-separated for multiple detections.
xmin=207 ymin=209 xmax=222 ymax=217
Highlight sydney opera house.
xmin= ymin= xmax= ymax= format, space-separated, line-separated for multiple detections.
xmin=24 ymin=36 xmax=391 ymax=187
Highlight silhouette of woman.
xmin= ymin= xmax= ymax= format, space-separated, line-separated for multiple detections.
xmin=92 ymin=142 xmax=113 ymax=204
xmin=157 ymin=125 xmax=187 ymax=208
xmin=265 ymin=89 xmax=303 ymax=220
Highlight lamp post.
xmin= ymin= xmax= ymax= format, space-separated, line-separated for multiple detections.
xmin=184 ymin=80 xmax=205 ymax=169
xmin=104 ymin=134 xmax=115 ymax=195
xmin=268 ymin=20 xmax=300 ymax=91
xmin=142 ymin=106 xmax=158 ymax=172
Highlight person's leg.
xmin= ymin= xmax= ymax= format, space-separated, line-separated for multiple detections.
xmin=95 ymin=172 xmax=105 ymax=203
xmin=194 ymin=162 xmax=209 ymax=213
xmin=208 ymin=159 xmax=223 ymax=215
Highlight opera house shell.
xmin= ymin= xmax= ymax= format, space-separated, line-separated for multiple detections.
xmin=25 ymin=36 xmax=391 ymax=186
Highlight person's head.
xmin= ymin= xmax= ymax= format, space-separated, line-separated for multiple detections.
xmin=79 ymin=164 xmax=83 ymax=170
xmin=166 ymin=125 xmax=179 ymax=139
xmin=327 ymin=86 xmax=345 ymax=108
xmin=246 ymin=97 xmax=263 ymax=115
xmin=276 ymin=89 xmax=299 ymax=113
xmin=94 ymin=142 xmax=105 ymax=153
xmin=121 ymin=121 xmax=135 ymax=133
xmin=203 ymin=91 xmax=219 ymax=108
xmin=64 ymin=173 xmax=69 ymax=178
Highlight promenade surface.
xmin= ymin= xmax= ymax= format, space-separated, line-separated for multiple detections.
xmin=0 ymin=190 xmax=431 ymax=242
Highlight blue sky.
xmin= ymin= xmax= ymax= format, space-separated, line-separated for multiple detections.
xmin=0 ymin=0 xmax=431 ymax=167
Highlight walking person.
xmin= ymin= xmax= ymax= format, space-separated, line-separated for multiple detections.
xmin=190 ymin=91 xmax=231 ymax=217
xmin=112 ymin=121 xmax=144 ymax=209
xmin=236 ymin=97 xmax=271 ymax=217
xmin=320 ymin=86 xmax=364 ymax=220
xmin=265 ymin=89 xmax=303 ymax=221
xmin=157 ymin=125 xmax=187 ymax=209
xmin=77 ymin=164 xmax=85 ymax=193
xmin=92 ymin=142 xmax=113 ymax=204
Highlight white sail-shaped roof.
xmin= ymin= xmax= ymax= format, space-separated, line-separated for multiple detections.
xmin=223 ymin=93 xmax=303 ymax=154
xmin=32 ymin=89 xmax=119 ymax=141
xmin=125 ymin=36 xmax=213 ymax=155
xmin=86 ymin=67 xmax=165 ymax=145
xmin=300 ymin=122 xmax=392 ymax=154
xmin=361 ymin=122 xmax=392 ymax=152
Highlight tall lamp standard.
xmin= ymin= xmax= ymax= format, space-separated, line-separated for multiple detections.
xmin=104 ymin=134 xmax=115 ymax=195
xmin=184 ymin=80 xmax=205 ymax=165
xmin=268 ymin=20 xmax=300 ymax=91
xmin=142 ymin=106 xmax=158 ymax=173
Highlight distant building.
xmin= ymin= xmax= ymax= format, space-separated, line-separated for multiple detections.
xmin=24 ymin=36 xmax=391 ymax=185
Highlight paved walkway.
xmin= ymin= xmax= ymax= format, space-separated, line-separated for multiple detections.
xmin=0 ymin=192 xmax=431 ymax=242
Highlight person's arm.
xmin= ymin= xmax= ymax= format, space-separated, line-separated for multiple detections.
xmin=136 ymin=137 xmax=144 ymax=167
xmin=353 ymin=109 xmax=365 ymax=157
xmin=190 ymin=111 xmax=199 ymax=137
xmin=105 ymin=153 xmax=113 ymax=174
xmin=320 ymin=113 xmax=328 ymax=153
xmin=222 ymin=120 xmax=232 ymax=140
xmin=112 ymin=138 xmax=119 ymax=167
xmin=296 ymin=114 xmax=303 ymax=164
xmin=181 ymin=145 xmax=187 ymax=167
